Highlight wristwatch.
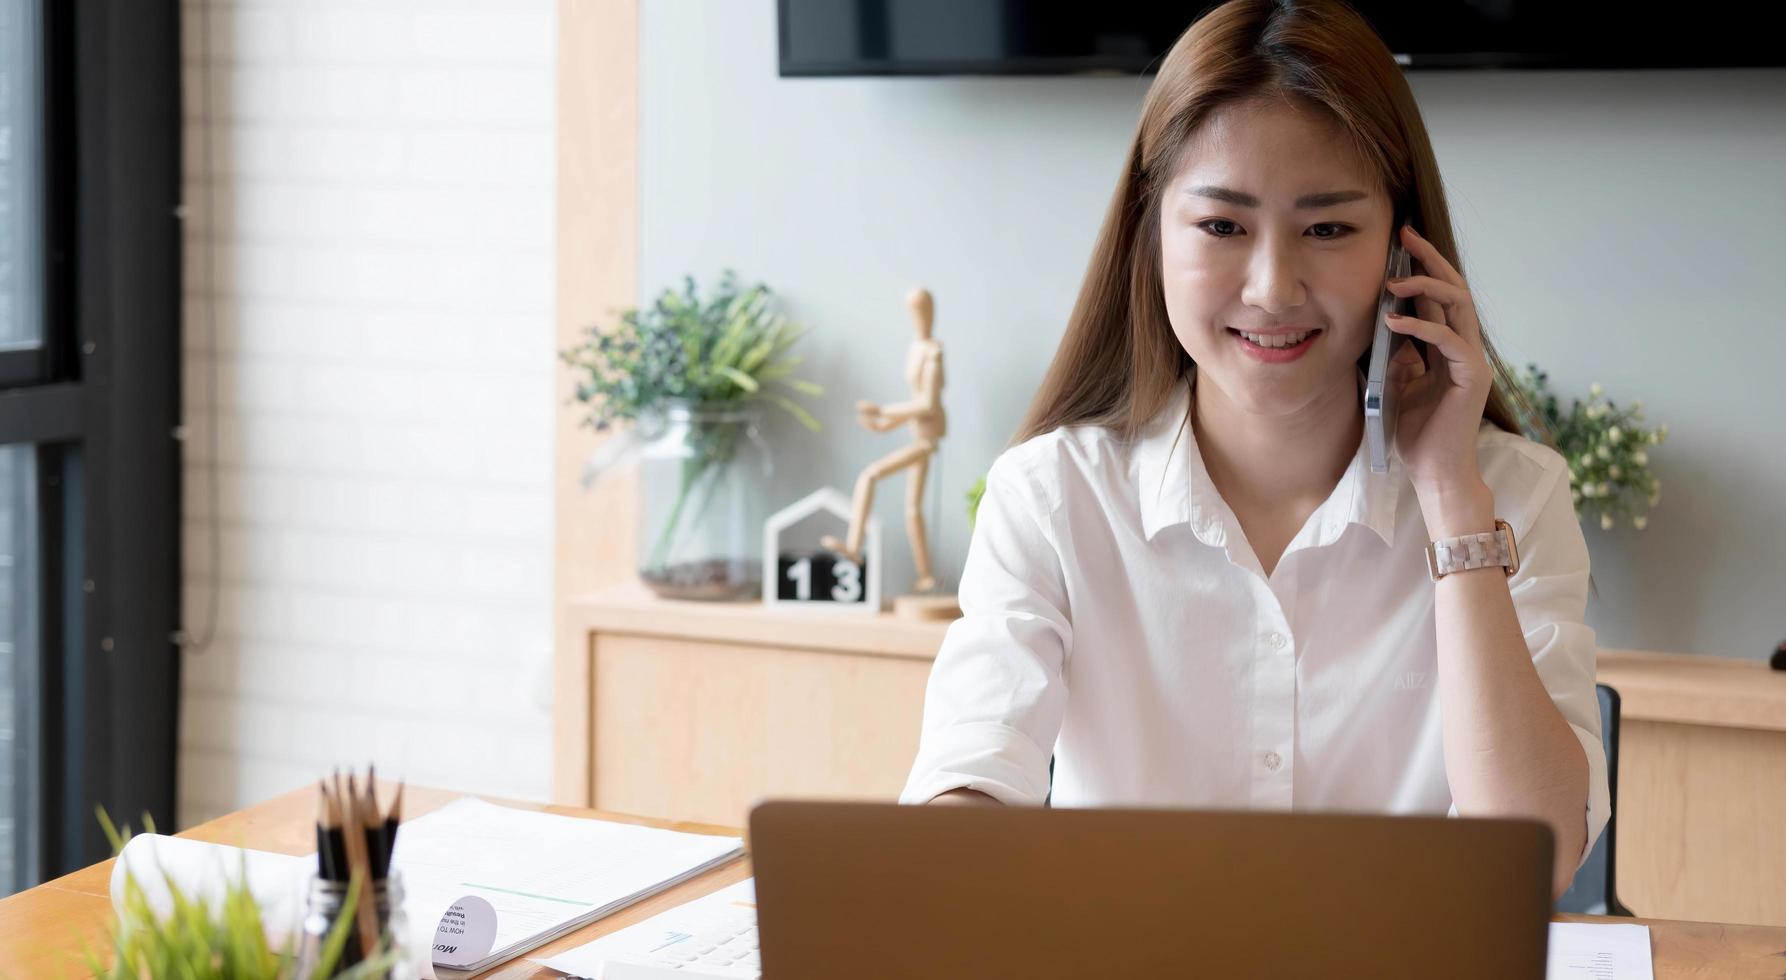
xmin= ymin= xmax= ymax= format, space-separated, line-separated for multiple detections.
xmin=1426 ymin=518 xmax=1520 ymax=581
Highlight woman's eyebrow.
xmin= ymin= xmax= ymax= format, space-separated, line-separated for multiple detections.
xmin=1184 ymin=185 xmax=1368 ymax=209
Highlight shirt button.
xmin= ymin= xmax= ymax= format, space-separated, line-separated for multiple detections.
xmin=1263 ymin=751 xmax=1282 ymax=771
xmin=1266 ymin=632 xmax=1286 ymax=650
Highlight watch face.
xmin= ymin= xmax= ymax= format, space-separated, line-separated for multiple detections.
xmin=1495 ymin=520 xmax=1520 ymax=576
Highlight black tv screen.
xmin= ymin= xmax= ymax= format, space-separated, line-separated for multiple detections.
xmin=779 ymin=1 xmax=1785 ymax=76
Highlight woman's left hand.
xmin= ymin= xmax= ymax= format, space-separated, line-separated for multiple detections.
xmin=1381 ymin=224 xmax=1493 ymax=499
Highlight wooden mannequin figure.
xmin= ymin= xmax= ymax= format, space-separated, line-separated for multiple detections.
xmin=821 ymin=288 xmax=959 ymax=619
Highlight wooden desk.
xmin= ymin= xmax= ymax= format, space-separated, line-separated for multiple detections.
xmin=4 ymin=785 xmax=1785 ymax=978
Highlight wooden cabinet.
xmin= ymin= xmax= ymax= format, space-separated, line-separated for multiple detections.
xmin=552 ymin=601 xmax=1786 ymax=925
xmin=555 ymin=587 xmax=947 ymax=828
xmin=1596 ymin=650 xmax=1786 ymax=927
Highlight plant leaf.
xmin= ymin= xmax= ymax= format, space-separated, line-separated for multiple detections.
xmin=765 ymin=393 xmax=822 ymax=432
xmin=714 ymin=365 xmax=759 ymax=393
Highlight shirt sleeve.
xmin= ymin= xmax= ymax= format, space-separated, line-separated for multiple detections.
xmin=898 ymin=449 xmax=1071 ymax=806
xmin=1499 ymin=448 xmax=1612 ymax=872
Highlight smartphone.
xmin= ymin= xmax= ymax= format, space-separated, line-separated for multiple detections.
xmin=1364 ymin=238 xmax=1414 ymax=473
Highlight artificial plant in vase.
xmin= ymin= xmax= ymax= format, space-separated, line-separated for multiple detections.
xmin=1512 ymin=365 xmax=1667 ymax=532
xmin=561 ymin=271 xmax=822 ymax=599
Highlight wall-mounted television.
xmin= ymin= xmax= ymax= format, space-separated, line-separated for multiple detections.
xmin=779 ymin=1 xmax=1785 ymax=76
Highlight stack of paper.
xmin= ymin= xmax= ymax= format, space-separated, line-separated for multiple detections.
xmin=393 ymin=798 xmax=744 ymax=978
xmin=1546 ymin=922 xmax=1653 ymax=979
xmin=534 ymin=878 xmax=759 ymax=978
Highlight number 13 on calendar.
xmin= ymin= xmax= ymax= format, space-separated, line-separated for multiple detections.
xmin=780 ymin=553 xmax=867 ymax=604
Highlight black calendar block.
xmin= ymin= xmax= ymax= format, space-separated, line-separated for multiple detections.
xmin=775 ymin=548 xmax=870 ymax=605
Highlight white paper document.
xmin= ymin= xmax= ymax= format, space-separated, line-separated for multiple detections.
xmin=393 ymin=797 xmax=744 ymax=977
xmin=1547 ymin=921 xmax=1653 ymax=980
xmin=534 ymin=878 xmax=759 ymax=979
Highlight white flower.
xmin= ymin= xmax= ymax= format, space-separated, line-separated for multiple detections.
xmin=1608 ymin=464 xmax=1622 ymax=479
xmin=1586 ymin=404 xmax=1605 ymax=420
xmin=1598 ymin=482 xmax=1611 ymax=496
xmin=1632 ymin=399 xmax=1643 ymax=412
xmin=1597 ymin=445 xmax=1612 ymax=460
xmin=1571 ymin=488 xmax=1582 ymax=503
xmin=1600 ymin=514 xmax=1615 ymax=530
xmin=1633 ymin=515 xmax=1648 ymax=531
xmin=1633 ymin=450 xmax=1648 ymax=466
xmin=1658 ymin=423 xmax=1669 ymax=443
xmin=1581 ymin=482 xmax=1597 ymax=498
xmin=1589 ymin=382 xmax=1605 ymax=399
xmin=1608 ymin=426 xmax=1623 ymax=444
xmin=1578 ymin=453 xmax=1595 ymax=469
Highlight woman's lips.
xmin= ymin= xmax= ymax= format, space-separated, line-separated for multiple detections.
xmin=1228 ymin=327 xmax=1321 ymax=363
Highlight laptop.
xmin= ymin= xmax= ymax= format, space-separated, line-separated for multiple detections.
xmin=747 ymin=801 xmax=1554 ymax=979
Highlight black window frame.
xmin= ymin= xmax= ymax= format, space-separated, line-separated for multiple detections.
xmin=4 ymin=0 xmax=181 ymax=887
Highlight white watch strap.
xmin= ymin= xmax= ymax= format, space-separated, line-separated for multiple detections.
xmin=1426 ymin=519 xmax=1519 ymax=580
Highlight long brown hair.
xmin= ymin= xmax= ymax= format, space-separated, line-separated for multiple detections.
xmin=1015 ymin=0 xmax=1541 ymax=448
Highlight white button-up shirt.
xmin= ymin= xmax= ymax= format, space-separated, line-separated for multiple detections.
xmin=900 ymin=369 xmax=1611 ymax=868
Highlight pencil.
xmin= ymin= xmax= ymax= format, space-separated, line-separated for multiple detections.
xmin=320 ymin=781 xmax=347 ymax=883
xmin=377 ymin=780 xmax=404 ymax=880
xmin=358 ymin=776 xmax=386 ymax=880
xmin=341 ymin=772 xmax=379 ymax=959
xmin=315 ymin=782 xmax=332 ymax=881
xmin=366 ymin=764 xmax=388 ymax=879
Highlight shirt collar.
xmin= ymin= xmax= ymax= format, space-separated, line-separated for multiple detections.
xmin=1134 ymin=366 xmax=1402 ymax=550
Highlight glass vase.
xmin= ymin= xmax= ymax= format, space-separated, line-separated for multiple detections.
xmin=292 ymin=871 xmax=413 ymax=978
xmin=635 ymin=399 xmax=772 ymax=601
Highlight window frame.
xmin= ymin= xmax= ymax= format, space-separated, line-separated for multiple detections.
xmin=3 ymin=0 xmax=181 ymax=887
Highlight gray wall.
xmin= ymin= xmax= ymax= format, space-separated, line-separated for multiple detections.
xmin=640 ymin=0 xmax=1786 ymax=661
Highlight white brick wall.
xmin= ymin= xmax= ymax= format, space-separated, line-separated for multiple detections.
xmin=177 ymin=0 xmax=557 ymax=827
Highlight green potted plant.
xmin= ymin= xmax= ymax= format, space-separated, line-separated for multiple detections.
xmin=1512 ymin=365 xmax=1667 ymax=532
xmin=561 ymin=271 xmax=822 ymax=600
xmin=87 ymin=810 xmax=400 ymax=979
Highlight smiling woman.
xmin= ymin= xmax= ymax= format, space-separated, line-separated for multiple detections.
xmin=1012 ymin=8 xmax=1534 ymax=446
xmin=906 ymin=0 xmax=1609 ymax=904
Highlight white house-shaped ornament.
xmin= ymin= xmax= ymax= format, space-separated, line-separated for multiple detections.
xmin=762 ymin=487 xmax=881 ymax=613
